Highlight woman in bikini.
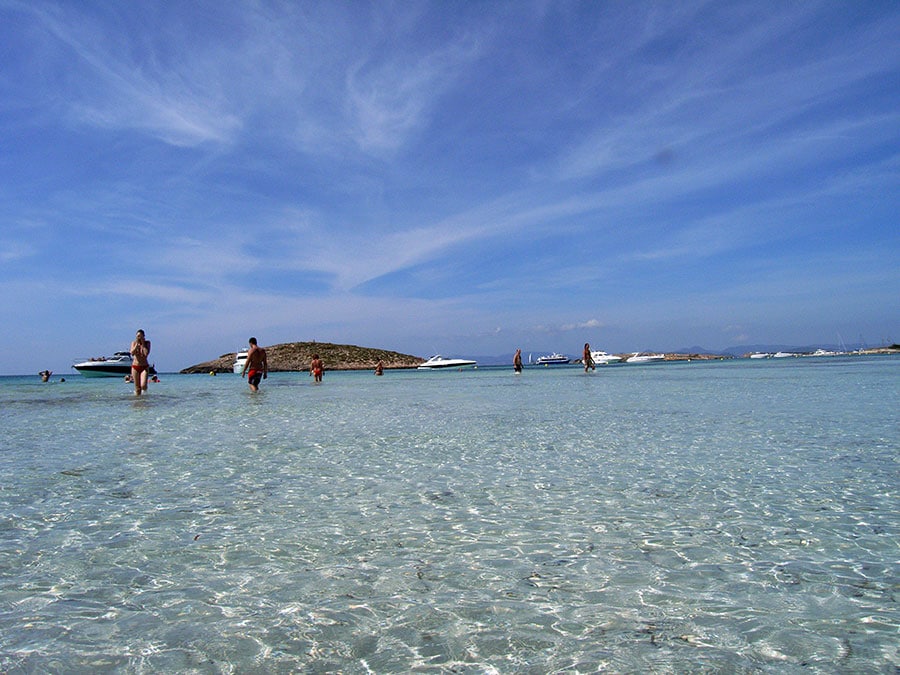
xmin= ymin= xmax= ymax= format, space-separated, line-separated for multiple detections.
xmin=130 ymin=329 xmax=151 ymax=395
xmin=583 ymin=342 xmax=595 ymax=372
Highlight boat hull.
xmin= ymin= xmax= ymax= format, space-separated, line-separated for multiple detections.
xmin=417 ymin=362 xmax=477 ymax=370
xmin=74 ymin=363 xmax=157 ymax=377
xmin=73 ymin=351 xmax=156 ymax=377
xmin=626 ymin=354 xmax=666 ymax=364
xmin=417 ymin=355 xmax=477 ymax=370
xmin=535 ymin=357 xmax=569 ymax=365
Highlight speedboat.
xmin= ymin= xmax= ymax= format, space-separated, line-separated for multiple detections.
xmin=535 ymin=353 xmax=569 ymax=365
xmin=749 ymin=352 xmax=772 ymax=359
xmin=807 ymin=348 xmax=839 ymax=357
xmin=233 ymin=349 xmax=249 ymax=374
xmin=417 ymin=355 xmax=477 ymax=370
xmin=590 ymin=350 xmax=622 ymax=364
xmin=72 ymin=352 xmax=156 ymax=378
xmin=626 ymin=352 xmax=666 ymax=364
xmin=773 ymin=351 xmax=799 ymax=358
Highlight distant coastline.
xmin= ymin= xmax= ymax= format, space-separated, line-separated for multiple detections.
xmin=180 ymin=342 xmax=900 ymax=374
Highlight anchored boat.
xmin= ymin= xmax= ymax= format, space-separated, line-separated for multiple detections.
xmin=72 ymin=352 xmax=156 ymax=378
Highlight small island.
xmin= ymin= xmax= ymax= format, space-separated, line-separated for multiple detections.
xmin=180 ymin=341 xmax=423 ymax=374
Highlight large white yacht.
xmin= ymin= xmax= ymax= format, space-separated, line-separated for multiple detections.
xmin=535 ymin=353 xmax=569 ymax=365
xmin=417 ymin=355 xmax=477 ymax=370
xmin=233 ymin=349 xmax=249 ymax=374
xmin=72 ymin=352 xmax=156 ymax=378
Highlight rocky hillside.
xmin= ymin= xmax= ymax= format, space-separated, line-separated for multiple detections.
xmin=180 ymin=341 xmax=424 ymax=374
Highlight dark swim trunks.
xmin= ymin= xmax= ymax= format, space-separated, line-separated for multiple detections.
xmin=247 ymin=369 xmax=262 ymax=386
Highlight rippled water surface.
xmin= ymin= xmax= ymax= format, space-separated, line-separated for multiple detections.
xmin=1 ymin=357 xmax=897 ymax=672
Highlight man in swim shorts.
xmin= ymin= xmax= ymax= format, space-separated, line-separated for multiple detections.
xmin=310 ymin=354 xmax=323 ymax=383
xmin=240 ymin=337 xmax=268 ymax=391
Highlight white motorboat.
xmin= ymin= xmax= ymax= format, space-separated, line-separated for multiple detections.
xmin=72 ymin=352 xmax=156 ymax=378
xmin=749 ymin=352 xmax=773 ymax=359
xmin=233 ymin=349 xmax=249 ymax=374
xmin=773 ymin=351 xmax=799 ymax=358
xmin=417 ymin=355 xmax=477 ymax=370
xmin=807 ymin=348 xmax=840 ymax=357
xmin=535 ymin=353 xmax=569 ymax=365
xmin=590 ymin=350 xmax=622 ymax=364
xmin=625 ymin=352 xmax=666 ymax=364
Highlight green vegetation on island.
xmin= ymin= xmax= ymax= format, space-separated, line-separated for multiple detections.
xmin=180 ymin=341 xmax=423 ymax=374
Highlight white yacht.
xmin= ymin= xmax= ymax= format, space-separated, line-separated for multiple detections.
xmin=233 ymin=349 xmax=249 ymax=374
xmin=590 ymin=350 xmax=622 ymax=365
xmin=626 ymin=352 xmax=666 ymax=364
xmin=773 ymin=351 xmax=799 ymax=358
xmin=807 ymin=348 xmax=840 ymax=357
xmin=535 ymin=353 xmax=569 ymax=365
xmin=72 ymin=352 xmax=156 ymax=378
xmin=749 ymin=352 xmax=773 ymax=359
xmin=417 ymin=355 xmax=477 ymax=370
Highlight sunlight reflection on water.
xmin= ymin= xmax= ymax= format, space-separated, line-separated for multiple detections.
xmin=0 ymin=358 xmax=897 ymax=672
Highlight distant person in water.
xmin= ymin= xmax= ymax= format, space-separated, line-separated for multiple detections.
xmin=310 ymin=354 xmax=324 ymax=383
xmin=375 ymin=360 xmax=384 ymax=376
xmin=130 ymin=329 xmax=151 ymax=395
xmin=39 ymin=370 xmax=52 ymax=382
xmin=513 ymin=349 xmax=523 ymax=373
xmin=240 ymin=337 xmax=268 ymax=392
xmin=583 ymin=342 xmax=595 ymax=372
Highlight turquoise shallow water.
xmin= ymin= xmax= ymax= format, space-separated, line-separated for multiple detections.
xmin=0 ymin=357 xmax=897 ymax=672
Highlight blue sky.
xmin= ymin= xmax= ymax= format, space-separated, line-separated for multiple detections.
xmin=1 ymin=1 xmax=897 ymax=374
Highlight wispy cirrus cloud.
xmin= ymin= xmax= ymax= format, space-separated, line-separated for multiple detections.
xmin=11 ymin=1 xmax=242 ymax=146
xmin=0 ymin=1 xmax=896 ymax=373
xmin=344 ymin=32 xmax=481 ymax=154
xmin=0 ymin=240 xmax=35 ymax=263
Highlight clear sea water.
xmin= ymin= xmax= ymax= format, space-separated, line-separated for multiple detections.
xmin=1 ymin=356 xmax=897 ymax=673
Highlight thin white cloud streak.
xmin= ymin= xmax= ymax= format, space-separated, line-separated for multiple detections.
xmin=344 ymin=33 xmax=481 ymax=154
xmin=554 ymin=4 xmax=900 ymax=182
xmin=292 ymin=16 xmax=898 ymax=292
xmin=251 ymin=111 xmax=893 ymax=293
xmin=70 ymin=280 xmax=212 ymax=306
xmin=153 ymin=236 xmax=252 ymax=284
xmin=12 ymin=2 xmax=241 ymax=146
xmin=312 ymin=109 xmax=891 ymax=291
xmin=0 ymin=240 xmax=35 ymax=263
